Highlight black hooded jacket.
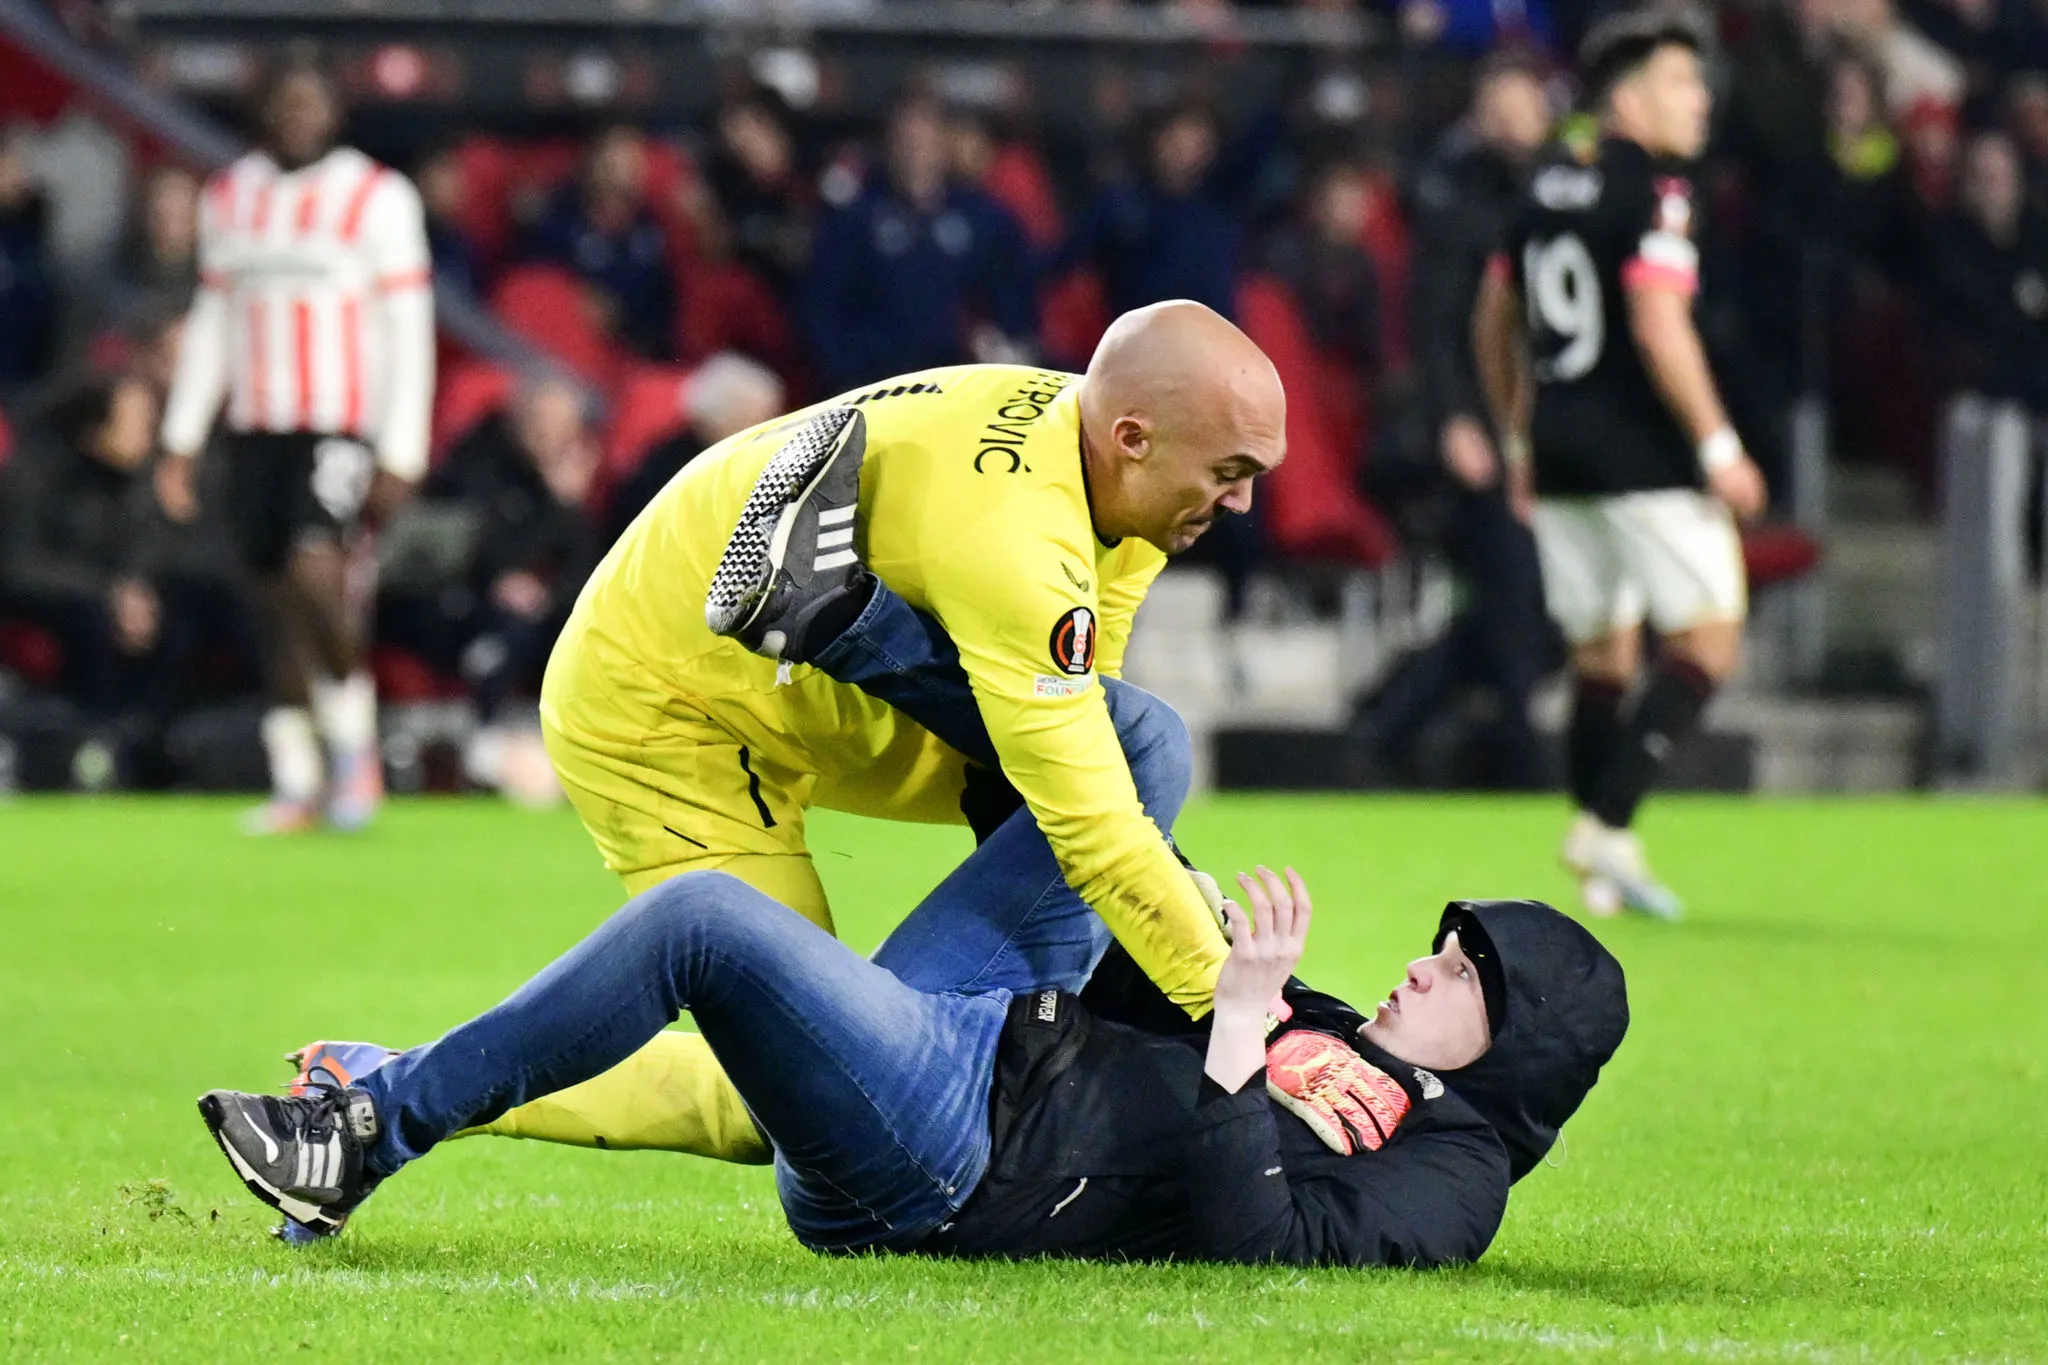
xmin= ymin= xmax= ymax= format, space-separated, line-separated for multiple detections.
xmin=917 ymin=900 xmax=1626 ymax=1267
xmin=1433 ymin=900 xmax=1631 ymax=1182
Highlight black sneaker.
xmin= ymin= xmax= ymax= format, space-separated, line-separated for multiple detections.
xmin=705 ymin=406 xmax=869 ymax=661
xmin=197 ymin=1086 xmax=380 ymax=1234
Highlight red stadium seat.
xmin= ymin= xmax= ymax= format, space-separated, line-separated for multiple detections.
xmin=1235 ymin=274 xmax=1398 ymax=568
xmin=1039 ymin=269 xmax=1110 ymax=372
xmin=1354 ymin=170 xmax=1413 ymax=372
xmin=983 ymin=142 xmax=1063 ymax=249
xmin=454 ymin=136 xmax=585 ymax=263
xmin=605 ymin=364 xmax=693 ymax=486
xmin=451 ymin=134 xmax=519 ymax=264
xmin=675 ymin=260 xmax=801 ymax=378
xmin=1741 ymin=523 xmax=1823 ymax=590
xmin=0 ymin=620 xmax=61 ymax=687
xmin=1312 ymin=349 xmax=1371 ymax=473
xmin=515 ymin=138 xmax=585 ymax=208
xmin=489 ymin=265 xmax=627 ymax=386
xmin=432 ymin=359 xmax=516 ymax=461
xmin=371 ymin=644 xmax=467 ymax=703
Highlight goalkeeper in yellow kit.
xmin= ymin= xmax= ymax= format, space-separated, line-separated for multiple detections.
xmin=471 ymin=301 xmax=1288 ymax=1164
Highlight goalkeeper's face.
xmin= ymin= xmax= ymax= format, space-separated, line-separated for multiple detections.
xmin=1126 ymin=371 xmax=1286 ymax=555
xmin=1081 ymin=300 xmax=1287 ymax=553
xmin=1356 ymin=930 xmax=1492 ymax=1071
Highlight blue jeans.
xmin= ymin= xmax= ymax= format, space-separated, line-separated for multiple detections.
xmin=358 ymin=588 xmax=1191 ymax=1252
xmin=809 ymin=582 xmax=1003 ymax=768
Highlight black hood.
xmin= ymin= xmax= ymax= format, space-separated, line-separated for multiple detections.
xmin=1433 ymin=900 xmax=1629 ymax=1182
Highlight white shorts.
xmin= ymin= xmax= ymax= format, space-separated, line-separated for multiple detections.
xmin=1531 ymin=489 xmax=1747 ymax=645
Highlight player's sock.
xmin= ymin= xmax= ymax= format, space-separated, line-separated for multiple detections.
xmin=1590 ymin=658 xmax=1716 ymax=830
xmin=1566 ymin=676 xmax=1627 ymax=812
xmin=261 ymin=706 xmax=324 ymax=805
xmin=311 ymin=672 xmax=379 ymax=756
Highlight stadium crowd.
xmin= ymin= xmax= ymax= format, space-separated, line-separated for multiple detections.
xmin=1 ymin=0 xmax=2045 ymax=789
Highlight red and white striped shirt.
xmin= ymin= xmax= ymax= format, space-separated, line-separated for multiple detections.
xmin=162 ymin=147 xmax=435 ymax=480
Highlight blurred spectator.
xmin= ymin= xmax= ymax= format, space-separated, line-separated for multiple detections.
xmin=113 ymin=164 xmax=199 ymax=323
xmin=381 ymin=378 xmax=601 ymax=727
xmin=1397 ymin=0 xmax=1556 ymax=55
xmin=125 ymin=306 xmax=186 ymax=398
xmin=526 ymin=126 xmax=676 ymax=359
xmin=1052 ymin=101 xmax=1275 ymax=319
xmin=1824 ymin=48 xmax=1913 ymax=270
xmin=1928 ymin=130 xmax=2048 ymax=406
xmin=415 ymin=141 xmax=486 ymax=298
xmin=802 ymin=98 xmax=1037 ymax=392
xmin=1898 ymin=0 xmax=2002 ymax=91
xmin=1356 ymin=53 xmax=1558 ymax=789
xmin=604 ymin=352 xmax=785 ymax=545
xmin=1408 ymin=52 xmax=1551 ymax=472
xmin=1818 ymin=45 xmax=1943 ymax=495
xmin=1836 ymin=0 xmax=1966 ymax=117
xmin=947 ymin=106 xmax=1064 ymax=249
xmin=1902 ymin=94 xmax=1964 ymax=212
xmin=2002 ymin=71 xmax=2048 ymax=215
xmin=704 ymin=91 xmax=813 ymax=299
xmin=1262 ymin=161 xmax=1384 ymax=382
xmin=0 ymin=377 xmax=255 ymax=725
xmin=0 ymin=131 xmax=56 ymax=390
xmin=21 ymin=110 xmax=127 ymax=350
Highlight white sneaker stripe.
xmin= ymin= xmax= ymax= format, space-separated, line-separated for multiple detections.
xmin=295 ymin=1138 xmax=312 ymax=1189
xmin=816 ymin=527 xmax=854 ymax=549
xmin=817 ymin=504 xmax=855 ymax=526
xmin=813 ymin=549 xmax=859 ymax=572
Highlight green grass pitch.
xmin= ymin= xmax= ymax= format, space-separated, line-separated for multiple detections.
xmin=3 ymin=794 xmax=2045 ymax=1362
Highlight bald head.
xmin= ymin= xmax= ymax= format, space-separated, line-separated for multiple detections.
xmin=1078 ymin=301 xmax=1287 ymax=553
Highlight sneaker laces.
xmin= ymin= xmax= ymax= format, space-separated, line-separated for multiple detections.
xmin=287 ymin=1080 xmax=380 ymax=1146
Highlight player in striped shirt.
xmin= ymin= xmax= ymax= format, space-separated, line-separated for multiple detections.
xmin=157 ymin=61 xmax=434 ymax=833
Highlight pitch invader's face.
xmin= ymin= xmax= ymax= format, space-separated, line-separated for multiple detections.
xmin=1633 ymin=46 xmax=1712 ymax=161
xmin=1356 ymin=930 xmax=1492 ymax=1071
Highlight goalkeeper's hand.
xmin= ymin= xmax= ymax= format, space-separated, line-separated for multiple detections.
xmin=1189 ymin=867 xmax=1236 ymax=936
xmin=1265 ymin=1030 xmax=1411 ymax=1155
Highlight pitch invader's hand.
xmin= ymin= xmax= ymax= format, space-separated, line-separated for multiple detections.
xmin=1214 ymin=867 xmax=1312 ymax=1017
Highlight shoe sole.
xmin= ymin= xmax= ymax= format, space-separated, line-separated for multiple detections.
xmin=196 ymin=1092 xmax=346 ymax=1232
xmin=705 ymin=408 xmax=862 ymax=638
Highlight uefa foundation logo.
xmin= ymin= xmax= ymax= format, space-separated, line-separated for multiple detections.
xmin=1048 ymin=606 xmax=1096 ymax=677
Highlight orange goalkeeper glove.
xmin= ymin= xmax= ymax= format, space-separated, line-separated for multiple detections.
xmin=1264 ymin=1030 xmax=1412 ymax=1155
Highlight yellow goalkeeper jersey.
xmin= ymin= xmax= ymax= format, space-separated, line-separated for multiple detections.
xmin=544 ymin=363 xmax=1226 ymax=1012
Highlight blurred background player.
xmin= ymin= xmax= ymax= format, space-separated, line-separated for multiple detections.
xmin=1475 ymin=10 xmax=1768 ymax=919
xmin=1357 ymin=52 xmax=1561 ymax=788
xmin=154 ymin=60 xmax=435 ymax=832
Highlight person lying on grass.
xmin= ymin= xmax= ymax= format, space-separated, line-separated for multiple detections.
xmin=198 ymin=662 xmax=1627 ymax=1269
xmin=200 ymin=574 xmax=1626 ymax=1264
